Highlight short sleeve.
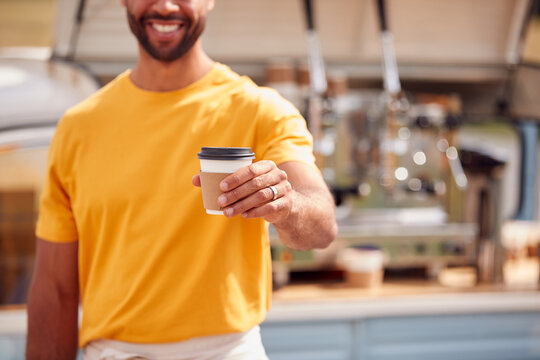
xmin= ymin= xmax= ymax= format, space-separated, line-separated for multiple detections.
xmin=255 ymin=88 xmax=317 ymax=169
xmin=36 ymin=119 xmax=78 ymax=242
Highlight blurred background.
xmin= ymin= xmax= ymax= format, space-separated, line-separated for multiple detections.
xmin=1 ymin=0 xmax=540 ymax=359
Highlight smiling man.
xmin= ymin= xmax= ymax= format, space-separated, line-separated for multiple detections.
xmin=26 ymin=0 xmax=337 ymax=359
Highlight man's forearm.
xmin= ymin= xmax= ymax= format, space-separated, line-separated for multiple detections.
xmin=273 ymin=188 xmax=337 ymax=251
xmin=26 ymin=282 xmax=79 ymax=359
xmin=27 ymin=239 xmax=79 ymax=360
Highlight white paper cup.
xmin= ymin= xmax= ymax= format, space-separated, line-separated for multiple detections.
xmin=338 ymin=246 xmax=384 ymax=273
xmin=198 ymin=147 xmax=255 ymax=215
xmin=338 ymin=246 xmax=385 ymax=288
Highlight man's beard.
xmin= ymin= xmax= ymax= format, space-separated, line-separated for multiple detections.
xmin=126 ymin=10 xmax=206 ymax=62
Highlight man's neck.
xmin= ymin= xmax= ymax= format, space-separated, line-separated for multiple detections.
xmin=129 ymin=42 xmax=215 ymax=92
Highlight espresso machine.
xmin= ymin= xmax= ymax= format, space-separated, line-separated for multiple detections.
xmin=270 ymin=0 xmax=481 ymax=286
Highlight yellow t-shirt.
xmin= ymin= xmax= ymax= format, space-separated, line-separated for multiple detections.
xmin=36 ymin=63 xmax=315 ymax=347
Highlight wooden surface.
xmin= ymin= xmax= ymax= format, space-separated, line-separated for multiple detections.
xmin=272 ymin=279 xmax=537 ymax=303
xmin=266 ymin=276 xmax=540 ymax=325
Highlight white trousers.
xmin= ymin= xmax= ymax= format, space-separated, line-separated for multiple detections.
xmin=83 ymin=326 xmax=269 ymax=360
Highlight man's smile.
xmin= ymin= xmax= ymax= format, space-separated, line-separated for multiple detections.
xmin=152 ymin=23 xmax=180 ymax=33
xmin=144 ymin=18 xmax=187 ymax=42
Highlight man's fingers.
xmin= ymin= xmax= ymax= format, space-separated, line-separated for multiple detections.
xmin=221 ymin=181 xmax=290 ymax=217
xmin=192 ymin=174 xmax=201 ymax=187
xmin=242 ymin=197 xmax=291 ymax=222
xmin=220 ymin=160 xmax=276 ymax=191
xmin=217 ymin=170 xmax=286 ymax=207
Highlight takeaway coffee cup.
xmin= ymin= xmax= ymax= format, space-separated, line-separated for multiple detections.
xmin=198 ymin=147 xmax=255 ymax=215
xmin=338 ymin=245 xmax=385 ymax=288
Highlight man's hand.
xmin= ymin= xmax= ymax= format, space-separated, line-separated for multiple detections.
xmin=193 ymin=160 xmax=337 ymax=250
xmin=192 ymin=160 xmax=291 ymax=223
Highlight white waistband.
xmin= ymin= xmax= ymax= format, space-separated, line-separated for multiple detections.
xmin=84 ymin=326 xmax=267 ymax=360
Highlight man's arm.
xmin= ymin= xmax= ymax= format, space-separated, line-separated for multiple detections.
xmin=26 ymin=238 xmax=79 ymax=360
xmin=269 ymin=161 xmax=337 ymax=250
xmin=193 ymin=160 xmax=337 ymax=250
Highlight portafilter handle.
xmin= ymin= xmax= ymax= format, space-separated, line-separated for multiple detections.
xmin=376 ymin=0 xmax=401 ymax=97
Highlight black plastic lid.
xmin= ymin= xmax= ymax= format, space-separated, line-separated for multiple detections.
xmin=197 ymin=147 xmax=255 ymax=160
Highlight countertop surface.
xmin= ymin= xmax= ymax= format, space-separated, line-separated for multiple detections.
xmin=2 ymin=280 xmax=540 ymax=333
xmin=266 ymin=280 xmax=540 ymax=322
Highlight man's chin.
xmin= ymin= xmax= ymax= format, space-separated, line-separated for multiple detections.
xmin=137 ymin=28 xmax=201 ymax=62
xmin=141 ymin=44 xmax=184 ymax=62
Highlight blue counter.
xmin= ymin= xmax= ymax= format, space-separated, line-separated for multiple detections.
xmin=261 ymin=284 xmax=540 ymax=360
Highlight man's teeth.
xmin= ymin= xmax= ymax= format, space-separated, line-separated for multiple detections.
xmin=152 ymin=24 xmax=179 ymax=33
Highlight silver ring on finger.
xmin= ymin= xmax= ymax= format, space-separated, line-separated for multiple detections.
xmin=268 ymin=185 xmax=278 ymax=201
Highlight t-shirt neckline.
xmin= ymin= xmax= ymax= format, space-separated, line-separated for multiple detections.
xmin=122 ymin=63 xmax=223 ymax=97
